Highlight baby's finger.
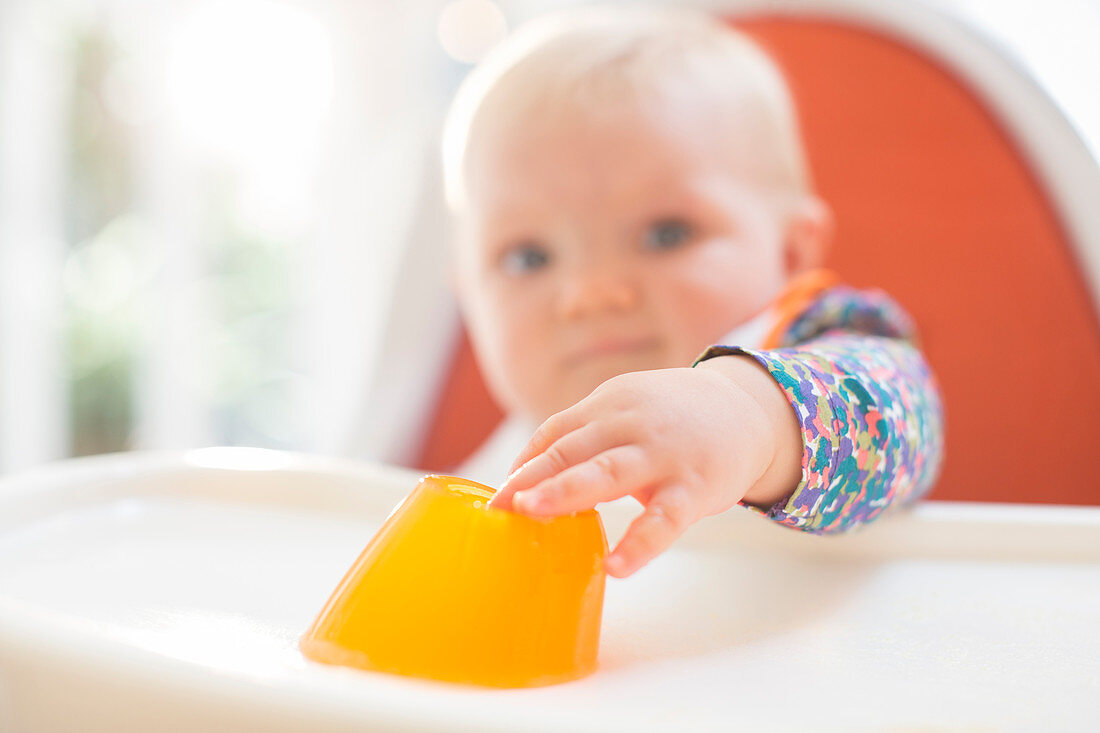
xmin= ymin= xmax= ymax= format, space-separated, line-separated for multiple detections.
xmin=511 ymin=444 xmax=651 ymax=517
xmin=505 ymin=407 xmax=586 ymax=477
xmin=604 ymin=484 xmax=697 ymax=578
xmin=491 ymin=421 xmax=606 ymax=510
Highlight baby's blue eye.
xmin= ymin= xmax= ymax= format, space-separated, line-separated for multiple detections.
xmin=643 ymin=219 xmax=693 ymax=251
xmin=500 ymin=242 xmax=550 ymax=275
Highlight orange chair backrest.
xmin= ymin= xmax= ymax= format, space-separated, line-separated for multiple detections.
xmin=417 ymin=16 xmax=1100 ymax=506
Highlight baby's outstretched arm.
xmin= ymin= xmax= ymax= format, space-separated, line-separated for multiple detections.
xmin=491 ymin=286 xmax=945 ymax=578
xmin=490 ymin=288 xmax=946 ymax=572
xmin=490 ymin=356 xmax=804 ymax=578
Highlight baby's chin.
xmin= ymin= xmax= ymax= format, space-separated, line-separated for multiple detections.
xmin=529 ymin=354 xmax=675 ymax=416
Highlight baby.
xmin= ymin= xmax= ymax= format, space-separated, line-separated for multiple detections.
xmin=442 ymin=6 xmax=943 ymax=578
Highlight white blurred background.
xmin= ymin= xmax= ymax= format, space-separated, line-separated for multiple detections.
xmin=0 ymin=0 xmax=1097 ymax=474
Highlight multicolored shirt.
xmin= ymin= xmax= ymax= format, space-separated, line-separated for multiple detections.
xmin=694 ymin=270 xmax=945 ymax=533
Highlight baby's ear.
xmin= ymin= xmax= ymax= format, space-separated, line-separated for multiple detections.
xmin=782 ymin=195 xmax=834 ymax=276
xmin=444 ymin=232 xmax=465 ymax=298
xmin=447 ymin=243 xmax=478 ymax=323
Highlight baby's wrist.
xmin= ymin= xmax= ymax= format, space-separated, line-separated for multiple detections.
xmin=695 ymin=355 xmax=803 ymax=508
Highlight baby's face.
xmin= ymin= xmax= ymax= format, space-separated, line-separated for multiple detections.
xmin=455 ymin=101 xmax=793 ymax=422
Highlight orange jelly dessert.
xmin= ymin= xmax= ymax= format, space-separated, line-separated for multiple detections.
xmin=299 ymin=475 xmax=608 ymax=687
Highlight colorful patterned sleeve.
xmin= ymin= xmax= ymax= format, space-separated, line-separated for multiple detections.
xmin=694 ymin=287 xmax=945 ymax=533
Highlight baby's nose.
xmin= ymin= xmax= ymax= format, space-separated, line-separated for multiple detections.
xmin=557 ymin=267 xmax=640 ymax=319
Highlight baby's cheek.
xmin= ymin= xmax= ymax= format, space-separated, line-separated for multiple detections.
xmin=680 ymin=253 xmax=784 ymax=336
xmin=494 ymin=312 xmax=561 ymax=416
xmin=669 ymin=286 xmax=756 ymax=349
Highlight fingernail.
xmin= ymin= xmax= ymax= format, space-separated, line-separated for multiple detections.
xmin=512 ymin=491 xmax=531 ymax=512
xmin=516 ymin=490 xmax=548 ymax=514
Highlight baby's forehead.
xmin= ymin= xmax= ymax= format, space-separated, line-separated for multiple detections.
xmin=443 ymin=8 xmax=809 ymax=218
xmin=463 ymin=90 xmax=793 ymax=220
xmin=477 ymin=102 xmax=692 ymax=180
xmin=458 ymin=69 xmax=802 ymax=212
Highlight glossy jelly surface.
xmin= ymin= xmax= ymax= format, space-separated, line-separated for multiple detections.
xmin=299 ymin=475 xmax=608 ymax=687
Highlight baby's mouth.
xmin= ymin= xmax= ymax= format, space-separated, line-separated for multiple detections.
xmin=563 ymin=337 xmax=660 ymax=367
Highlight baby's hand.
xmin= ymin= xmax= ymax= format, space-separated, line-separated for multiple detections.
xmin=490 ymin=356 xmax=803 ymax=578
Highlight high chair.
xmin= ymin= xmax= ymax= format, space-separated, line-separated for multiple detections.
xmin=3 ymin=5 xmax=1099 ymax=731
xmin=362 ymin=2 xmax=1100 ymax=506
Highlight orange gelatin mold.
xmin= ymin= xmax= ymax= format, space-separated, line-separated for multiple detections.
xmin=299 ymin=475 xmax=608 ymax=687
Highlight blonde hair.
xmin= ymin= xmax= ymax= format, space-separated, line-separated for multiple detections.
xmin=442 ymin=5 xmax=811 ymax=212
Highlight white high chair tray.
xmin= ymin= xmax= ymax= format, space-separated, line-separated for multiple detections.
xmin=0 ymin=449 xmax=1097 ymax=732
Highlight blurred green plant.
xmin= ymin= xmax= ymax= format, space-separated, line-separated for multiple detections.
xmin=64 ymin=25 xmax=137 ymax=456
xmin=208 ymin=199 xmax=295 ymax=448
xmin=62 ymin=18 xmax=300 ymax=456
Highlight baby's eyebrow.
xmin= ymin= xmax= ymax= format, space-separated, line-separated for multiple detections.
xmin=480 ymin=229 xmax=544 ymax=258
xmin=479 ymin=207 xmax=551 ymax=240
